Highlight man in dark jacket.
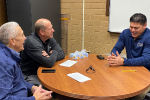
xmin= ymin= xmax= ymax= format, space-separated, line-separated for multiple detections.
xmin=20 ymin=18 xmax=65 ymax=86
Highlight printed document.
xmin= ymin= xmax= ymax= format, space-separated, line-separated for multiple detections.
xmin=59 ymin=60 xmax=77 ymax=67
xmin=67 ymin=72 xmax=91 ymax=83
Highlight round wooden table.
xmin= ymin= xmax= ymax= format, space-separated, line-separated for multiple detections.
xmin=37 ymin=54 xmax=150 ymax=100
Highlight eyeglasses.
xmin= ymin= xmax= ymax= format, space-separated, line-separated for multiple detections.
xmin=86 ymin=65 xmax=96 ymax=74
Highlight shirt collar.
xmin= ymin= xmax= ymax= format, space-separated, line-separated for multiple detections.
xmin=0 ymin=42 xmax=21 ymax=63
xmin=33 ymin=32 xmax=49 ymax=44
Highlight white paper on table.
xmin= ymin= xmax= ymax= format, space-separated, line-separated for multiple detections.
xmin=59 ymin=60 xmax=77 ymax=67
xmin=67 ymin=72 xmax=91 ymax=83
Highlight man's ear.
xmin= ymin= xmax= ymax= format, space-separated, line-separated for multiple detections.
xmin=9 ymin=38 xmax=15 ymax=46
xmin=39 ymin=30 xmax=44 ymax=36
xmin=144 ymin=23 xmax=147 ymax=28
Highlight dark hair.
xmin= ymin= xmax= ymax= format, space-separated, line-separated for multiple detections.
xmin=130 ymin=13 xmax=147 ymax=26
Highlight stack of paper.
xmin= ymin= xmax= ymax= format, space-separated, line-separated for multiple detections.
xmin=59 ymin=60 xmax=77 ymax=67
xmin=67 ymin=72 xmax=91 ymax=83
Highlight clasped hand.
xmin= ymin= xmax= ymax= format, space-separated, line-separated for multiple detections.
xmin=42 ymin=50 xmax=53 ymax=58
xmin=32 ymin=85 xmax=53 ymax=100
xmin=107 ymin=51 xmax=124 ymax=66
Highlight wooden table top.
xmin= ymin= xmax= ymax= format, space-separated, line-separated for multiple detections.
xmin=37 ymin=54 xmax=150 ymax=100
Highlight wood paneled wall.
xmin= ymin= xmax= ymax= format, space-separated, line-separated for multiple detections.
xmin=0 ymin=0 xmax=7 ymax=26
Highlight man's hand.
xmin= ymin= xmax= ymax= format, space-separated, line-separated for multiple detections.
xmin=107 ymin=51 xmax=124 ymax=66
xmin=31 ymin=85 xmax=38 ymax=94
xmin=49 ymin=50 xmax=53 ymax=55
xmin=42 ymin=51 xmax=49 ymax=58
xmin=31 ymin=85 xmax=51 ymax=94
xmin=33 ymin=85 xmax=53 ymax=100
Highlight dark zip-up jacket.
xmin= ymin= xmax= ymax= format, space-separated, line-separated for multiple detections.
xmin=20 ymin=33 xmax=65 ymax=75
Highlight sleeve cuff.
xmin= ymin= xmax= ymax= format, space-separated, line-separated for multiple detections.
xmin=123 ymin=58 xmax=127 ymax=65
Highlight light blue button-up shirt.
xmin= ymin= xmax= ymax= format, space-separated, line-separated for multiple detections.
xmin=111 ymin=28 xmax=150 ymax=71
xmin=0 ymin=42 xmax=35 ymax=100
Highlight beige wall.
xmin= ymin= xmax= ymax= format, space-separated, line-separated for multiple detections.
xmin=61 ymin=0 xmax=126 ymax=55
xmin=0 ymin=0 xmax=125 ymax=55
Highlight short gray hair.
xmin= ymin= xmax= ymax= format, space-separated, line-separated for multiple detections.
xmin=0 ymin=22 xmax=19 ymax=45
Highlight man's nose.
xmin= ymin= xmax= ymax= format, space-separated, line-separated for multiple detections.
xmin=131 ymin=28 xmax=135 ymax=32
xmin=24 ymin=36 xmax=26 ymax=40
xmin=53 ymin=28 xmax=55 ymax=32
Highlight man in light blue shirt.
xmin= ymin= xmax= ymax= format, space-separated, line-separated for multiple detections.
xmin=108 ymin=13 xmax=150 ymax=100
xmin=0 ymin=22 xmax=52 ymax=100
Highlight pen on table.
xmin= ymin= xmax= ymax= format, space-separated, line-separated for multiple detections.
xmin=122 ymin=70 xmax=137 ymax=72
